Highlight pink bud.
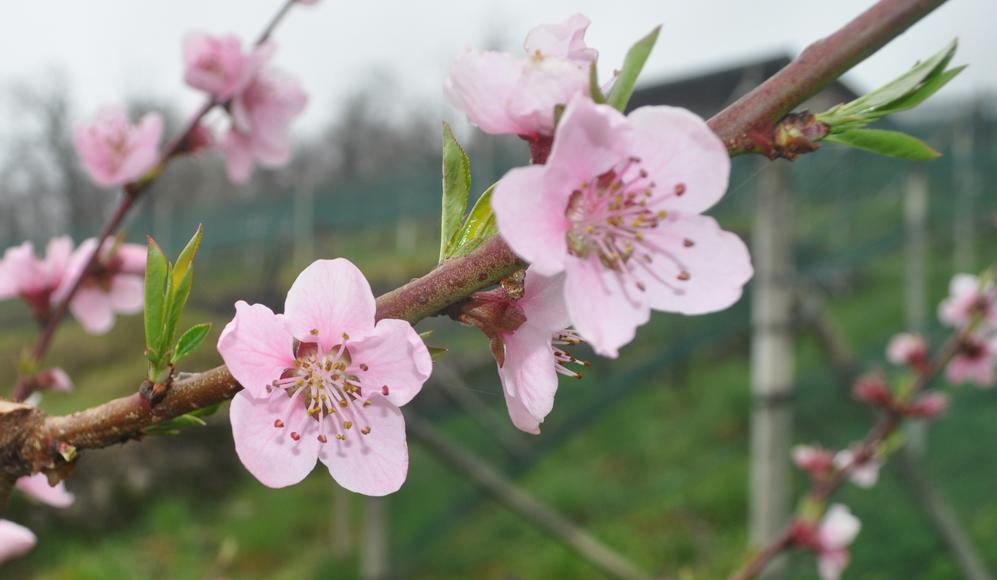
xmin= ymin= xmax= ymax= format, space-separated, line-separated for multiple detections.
xmin=792 ymin=444 xmax=834 ymax=481
xmin=852 ymin=374 xmax=893 ymax=407
xmin=907 ymin=392 xmax=948 ymax=418
xmin=886 ymin=332 xmax=928 ymax=369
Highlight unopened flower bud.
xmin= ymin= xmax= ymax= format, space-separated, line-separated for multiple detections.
xmin=792 ymin=444 xmax=834 ymax=481
xmin=907 ymin=391 xmax=948 ymax=418
xmin=886 ymin=332 xmax=928 ymax=369
xmin=852 ymin=373 xmax=893 ymax=407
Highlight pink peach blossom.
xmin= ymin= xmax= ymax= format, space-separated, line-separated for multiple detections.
xmin=938 ymin=273 xmax=996 ymax=329
xmin=492 ymin=95 xmax=752 ymax=356
xmin=0 ymin=237 xmax=72 ymax=317
xmin=52 ymin=239 xmax=146 ymax=335
xmin=792 ymin=444 xmax=834 ymax=481
xmin=886 ymin=332 xmax=927 ymax=367
xmin=15 ymin=473 xmax=74 ymax=509
xmin=814 ymin=504 xmax=861 ymax=580
xmin=908 ymin=391 xmax=948 ymax=418
xmin=834 ymin=449 xmax=881 ymax=489
xmin=74 ymin=107 xmax=163 ymax=188
xmin=183 ymin=32 xmax=273 ymax=101
xmin=0 ymin=520 xmax=35 ymax=563
xmin=444 ymin=14 xmax=596 ymax=138
xmin=946 ymin=333 xmax=997 ymax=388
xmin=218 ymin=259 xmax=432 ymax=495
xmin=494 ymin=269 xmax=586 ymax=434
xmin=222 ymin=67 xmax=307 ymax=183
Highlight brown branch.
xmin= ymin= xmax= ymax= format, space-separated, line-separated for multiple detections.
xmin=0 ymin=0 xmax=951 ymax=502
xmin=16 ymin=0 xmax=302 ymax=397
xmin=709 ymin=0 xmax=947 ymax=156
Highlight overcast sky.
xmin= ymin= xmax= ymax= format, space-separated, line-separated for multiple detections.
xmin=0 ymin=1 xmax=992 ymax=135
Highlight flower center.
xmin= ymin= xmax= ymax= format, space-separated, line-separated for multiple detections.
xmin=564 ymin=156 xmax=694 ymax=294
xmin=268 ymin=332 xmax=375 ymax=443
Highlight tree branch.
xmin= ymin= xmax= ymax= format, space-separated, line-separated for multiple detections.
xmin=0 ymin=0 xmax=951 ymax=498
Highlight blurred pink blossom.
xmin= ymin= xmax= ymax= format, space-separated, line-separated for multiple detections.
xmin=0 ymin=520 xmax=36 ymax=563
xmin=886 ymin=332 xmax=927 ymax=368
xmin=852 ymin=373 xmax=893 ymax=408
xmin=53 ymin=239 xmax=146 ymax=335
xmin=183 ymin=32 xmax=273 ymax=101
xmin=15 ymin=473 xmax=74 ymax=509
xmin=814 ymin=504 xmax=861 ymax=580
xmin=444 ymin=14 xmax=596 ymax=138
xmin=834 ymin=449 xmax=881 ymax=489
xmin=938 ymin=273 xmax=996 ymax=329
xmin=792 ymin=444 xmax=834 ymax=481
xmin=0 ymin=237 xmax=72 ymax=319
xmin=908 ymin=391 xmax=949 ymax=418
xmin=74 ymin=107 xmax=163 ymax=187
xmin=946 ymin=333 xmax=997 ymax=388
xmin=218 ymin=259 xmax=431 ymax=496
xmin=222 ymin=67 xmax=307 ymax=183
xmin=492 ymin=95 xmax=752 ymax=356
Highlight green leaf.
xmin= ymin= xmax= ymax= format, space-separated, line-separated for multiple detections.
xmin=428 ymin=346 xmax=448 ymax=360
xmin=606 ymin=26 xmax=660 ymax=111
xmin=588 ymin=61 xmax=606 ymax=104
xmin=448 ymin=184 xmax=498 ymax=258
xmin=172 ymin=224 xmax=203 ymax=288
xmin=439 ymin=123 xmax=471 ymax=262
xmin=163 ymin=226 xmax=204 ymax=353
xmin=876 ymin=65 xmax=966 ymax=116
xmin=172 ymin=323 xmax=212 ymax=365
xmin=818 ymin=40 xmax=960 ymax=130
xmin=144 ymin=237 xmax=169 ymax=362
xmin=824 ymin=128 xmax=940 ymax=160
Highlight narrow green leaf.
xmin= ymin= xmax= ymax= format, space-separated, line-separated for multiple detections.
xmin=172 ymin=323 xmax=212 ymax=365
xmin=172 ymin=224 xmax=203 ymax=289
xmin=439 ymin=123 xmax=471 ymax=262
xmin=606 ymin=26 xmax=661 ymax=111
xmin=824 ymin=128 xmax=940 ymax=160
xmin=858 ymin=39 xmax=957 ymax=111
xmin=162 ymin=226 xmax=204 ymax=353
xmin=876 ymin=65 xmax=966 ymax=116
xmin=448 ymin=185 xmax=498 ymax=258
xmin=144 ymin=237 xmax=169 ymax=362
xmin=428 ymin=346 xmax=448 ymax=360
xmin=588 ymin=61 xmax=606 ymax=104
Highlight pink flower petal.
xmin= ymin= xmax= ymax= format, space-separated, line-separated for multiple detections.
xmin=221 ymin=128 xmax=256 ymax=184
xmin=109 ymin=274 xmax=144 ymax=313
xmin=217 ymin=301 xmax=296 ymax=398
xmin=117 ymin=112 xmax=163 ymax=183
xmin=640 ymin=213 xmax=753 ymax=315
xmin=523 ymin=13 xmax=597 ymax=62
xmin=15 ymin=473 xmax=74 ymax=508
xmin=284 ymin=259 xmax=376 ymax=350
xmin=0 ymin=520 xmax=36 ymax=563
xmin=319 ymin=396 xmax=409 ymax=496
xmin=115 ymin=243 xmax=147 ymax=275
xmin=546 ymin=94 xmax=631 ymax=183
xmin=348 ymin=319 xmax=431 ymax=408
xmin=498 ymin=324 xmax=558 ymax=431
xmin=230 ymin=390 xmax=321 ymax=488
xmin=817 ymin=549 xmax=849 ymax=580
xmin=563 ymin=255 xmax=649 ymax=358
xmin=444 ymin=50 xmax=525 ymax=135
xmin=818 ymin=504 xmax=861 ymax=550
xmin=69 ymin=286 xmax=115 ymax=335
xmin=518 ymin=269 xmax=569 ymax=332
xmin=507 ymin=57 xmax=589 ymax=137
xmin=492 ymin=165 xmax=571 ymax=276
xmin=626 ymin=105 xmax=731 ymax=214
xmin=502 ymin=381 xmax=541 ymax=435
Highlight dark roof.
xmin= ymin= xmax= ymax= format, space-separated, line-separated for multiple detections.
xmin=628 ymin=55 xmax=861 ymax=118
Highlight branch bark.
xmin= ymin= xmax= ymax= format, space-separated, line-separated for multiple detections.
xmin=0 ymin=0 xmax=950 ymax=498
